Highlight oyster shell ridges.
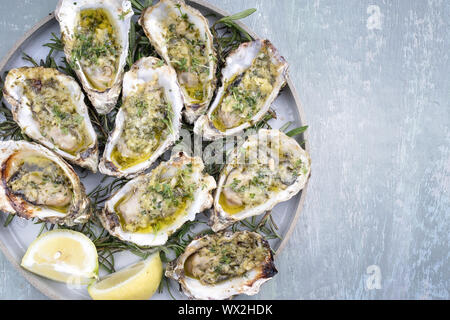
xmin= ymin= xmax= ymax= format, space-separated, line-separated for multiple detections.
xmin=3 ymin=67 xmax=99 ymax=172
xmin=0 ymin=140 xmax=91 ymax=226
xmin=55 ymin=0 xmax=134 ymax=114
xmin=139 ymin=0 xmax=217 ymax=123
xmin=210 ymin=129 xmax=311 ymax=232
xmin=165 ymin=230 xmax=277 ymax=300
xmin=194 ymin=39 xmax=289 ymax=141
xmin=99 ymin=151 xmax=216 ymax=246
xmin=98 ymin=57 xmax=184 ymax=178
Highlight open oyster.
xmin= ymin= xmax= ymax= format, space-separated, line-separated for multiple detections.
xmin=166 ymin=231 xmax=277 ymax=300
xmin=100 ymin=152 xmax=216 ymax=246
xmin=194 ymin=40 xmax=288 ymax=140
xmin=99 ymin=57 xmax=183 ymax=178
xmin=3 ymin=67 xmax=98 ymax=172
xmin=56 ymin=0 xmax=133 ymax=114
xmin=0 ymin=141 xmax=91 ymax=225
xmin=139 ymin=0 xmax=217 ymax=123
xmin=211 ymin=129 xmax=311 ymax=232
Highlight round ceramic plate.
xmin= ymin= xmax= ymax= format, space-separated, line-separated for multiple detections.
xmin=0 ymin=0 xmax=309 ymax=300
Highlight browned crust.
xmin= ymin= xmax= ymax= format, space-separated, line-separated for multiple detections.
xmin=55 ymin=6 xmax=124 ymax=114
xmin=0 ymin=144 xmax=91 ymax=225
xmin=99 ymin=151 xmax=192 ymax=233
xmin=1 ymin=154 xmax=35 ymax=220
xmin=3 ymin=67 xmax=99 ymax=171
xmin=166 ymin=230 xmax=277 ymax=297
xmin=139 ymin=0 xmax=218 ymax=123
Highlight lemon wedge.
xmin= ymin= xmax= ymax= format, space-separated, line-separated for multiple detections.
xmin=88 ymin=252 xmax=163 ymax=300
xmin=21 ymin=229 xmax=98 ymax=285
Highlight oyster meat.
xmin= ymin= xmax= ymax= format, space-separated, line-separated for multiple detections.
xmin=194 ymin=40 xmax=288 ymax=140
xmin=56 ymin=0 xmax=134 ymax=114
xmin=211 ymin=129 xmax=311 ymax=232
xmin=166 ymin=231 xmax=277 ymax=300
xmin=0 ymin=141 xmax=91 ymax=225
xmin=99 ymin=57 xmax=183 ymax=178
xmin=139 ymin=0 xmax=217 ymax=123
xmin=3 ymin=67 xmax=99 ymax=172
xmin=100 ymin=152 xmax=216 ymax=246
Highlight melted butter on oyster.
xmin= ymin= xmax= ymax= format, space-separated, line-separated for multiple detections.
xmin=194 ymin=40 xmax=288 ymax=141
xmin=100 ymin=152 xmax=216 ymax=246
xmin=3 ymin=67 xmax=99 ymax=171
xmin=115 ymin=162 xmax=197 ymax=234
xmin=165 ymin=231 xmax=277 ymax=300
xmin=17 ymin=70 xmax=93 ymax=156
xmin=72 ymin=8 xmax=121 ymax=92
xmin=184 ymin=232 xmax=270 ymax=286
xmin=7 ymin=155 xmax=73 ymax=212
xmin=211 ymin=45 xmax=280 ymax=131
xmin=211 ymin=129 xmax=311 ymax=232
xmin=56 ymin=0 xmax=133 ymax=114
xmin=162 ymin=6 xmax=212 ymax=105
xmin=110 ymin=82 xmax=172 ymax=170
xmin=99 ymin=57 xmax=183 ymax=178
xmin=0 ymin=141 xmax=91 ymax=225
xmin=139 ymin=0 xmax=217 ymax=123
xmin=219 ymin=149 xmax=308 ymax=215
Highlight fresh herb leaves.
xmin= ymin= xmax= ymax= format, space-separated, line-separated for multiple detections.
xmin=210 ymin=8 xmax=256 ymax=73
xmin=286 ymin=125 xmax=309 ymax=137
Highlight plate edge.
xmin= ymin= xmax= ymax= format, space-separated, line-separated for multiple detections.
xmin=0 ymin=1 xmax=311 ymax=299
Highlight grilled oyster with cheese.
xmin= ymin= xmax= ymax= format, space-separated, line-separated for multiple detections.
xmin=139 ymin=0 xmax=217 ymax=123
xmin=0 ymin=141 xmax=90 ymax=225
xmin=99 ymin=57 xmax=183 ymax=178
xmin=194 ymin=40 xmax=288 ymax=140
xmin=166 ymin=231 xmax=277 ymax=300
xmin=3 ymin=67 xmax=98 ymax=172
xmin=100 ymin=152 xmax=216 ymax=246
xmin=56 ymin=0 xmax=133 ymax=114
xmin=211 ymin=129 xmax=311 ymax=232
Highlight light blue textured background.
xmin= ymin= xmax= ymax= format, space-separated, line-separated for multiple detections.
xmin=0 ymin=0 xmax=449 ymax=299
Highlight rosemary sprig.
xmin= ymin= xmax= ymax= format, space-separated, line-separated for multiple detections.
xmin=232 ymin=212 xmax=282 ymax=241
xmin=0 ymin=76 xmax=27 ymax=141
xmin=286 ymin=125 xmax=308 ymax=137
xmin=210 ymin=8 xmax=256 ymax=73
xmin=3 ymin=214 xmax=15 ymax=227
xmin=22 ymin=50 xmax=58 ymax=69
xmin=43 ymin=32 xmax=64 ymax=52
xmin=130 ymin=0 xmax=154 ymax=15
xmin=127 ymin=20 xmax=158 ymax=69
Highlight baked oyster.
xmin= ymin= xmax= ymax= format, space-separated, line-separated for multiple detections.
xmin=139 ymin=0 xmax=217 ymax=123
xmin=166 ymin=231 xmax=277 ymax=300
xmin=100 ymin=152 xmax=216 ymax=246
xmin=56 ymin=0 xmax=134 ymax=114
xmin=99 ymin=57 xmax=183 ymax=178
xmin=0 ymin=141 xmax=90 ymax=226
xmin=211 ymin=129 xmax=310 ymax=232
xmin=3 ymin=67 xmax=99 ymax=172
xmin=194 ymin=40 xmax=288 ymax=140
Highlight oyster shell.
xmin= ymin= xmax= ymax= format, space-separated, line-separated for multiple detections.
xmin=165 ymin=231 xmax=277 ymax=300
xmin=194 ymin=40 xmax=288 ymax=140
xmin=211 ymin=129 xmax=310 ymax=232
xmin=100 ymin=152 xmax=216 ymax=246
xmin=139 ymin=0 xmax=217 ymax=123
xmin=0 ymin=141 xmax=91 ymax=226
xmin=56 ymin=0 xmax=134 ymax=114
xmin=3 ymin=67 xmax=99 ymax=172
xmin=99 ymin=57 xmax=183 ymax=178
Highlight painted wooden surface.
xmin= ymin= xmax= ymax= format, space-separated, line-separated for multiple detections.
xmin=0 ymin=0 xmax=449 ymax=300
